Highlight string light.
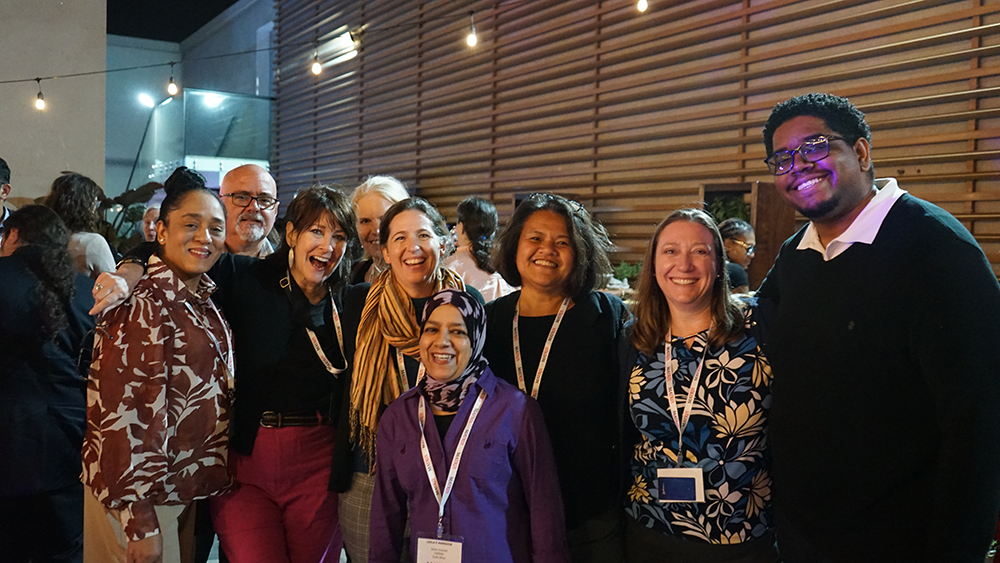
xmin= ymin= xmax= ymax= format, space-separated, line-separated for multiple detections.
xmin=466 ymin=11 xmax=477 ymax=47
xmin=167 ymin=62 xmax=179 ymax=96
xmin=311 ymin=52 xmax=322 ymax=75
xmin=34 ymin=78 xmax=45 ymax=110
xmin=637 ymin=0 xmax=648 ymax=11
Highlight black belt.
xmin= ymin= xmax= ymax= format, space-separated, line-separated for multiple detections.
xmin=259 ymin=410 xmax=332 ymax=428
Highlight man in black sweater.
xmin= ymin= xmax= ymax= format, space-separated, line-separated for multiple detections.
xmin=756 ymin=92 xmax=1000 ymax=562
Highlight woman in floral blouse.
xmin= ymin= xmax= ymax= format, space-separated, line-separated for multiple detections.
xmin=83 ymin=181 xmax=235 ymax=563
xmin=622 ymin=208 xmax=776 ymax=563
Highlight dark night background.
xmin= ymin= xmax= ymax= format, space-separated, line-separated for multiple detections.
xmin=107 ymin=0 xmax=240 ymax=42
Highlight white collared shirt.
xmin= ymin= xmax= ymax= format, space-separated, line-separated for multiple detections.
xmin=796 ymin=178 xmax=906 ymax=261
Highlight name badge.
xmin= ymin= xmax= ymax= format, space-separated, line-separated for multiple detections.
xmin=416 ymin=537 xmax=462 ymax=563
xmin=657 ymin=467 xmax=705 ymax=503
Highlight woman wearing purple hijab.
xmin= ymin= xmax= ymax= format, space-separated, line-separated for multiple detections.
xmin=369 ymin=289 xmax=570 ymax=563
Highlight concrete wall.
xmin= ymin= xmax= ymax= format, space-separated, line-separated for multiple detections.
xmin=0 ymin=0 xmax=106 ymax=203
xmin=106 ymin=35 xmax=181 ymax=197
xmin=181 ymin=0 xmax=276 ymax=97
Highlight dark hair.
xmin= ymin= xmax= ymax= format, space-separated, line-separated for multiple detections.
xmin=456 ymin=197 xmax=499 ymax=273
xmin=44 ymin=173 xmax=103 ymax=232
xmin=493 ymin=193 xmax=612 ymax=300
xmin=156 ymin=167 xmax=225 ymax=244
xmin=718 ymin=218 xmax=753 ymax=242
xmin=1 ymin=205 xmax=76 ymax=340
xmin=379 ymin=197 xmax=454 ymax=256
xmin=762 ymin=93 xmax=874 ymax=181
xmin=274 ymin=184 xmax=361 ymax=292
xmin=631 ymin=208 xmax=745 ymax=354
xmin=0 ymin=157 xmax=10 ymax=185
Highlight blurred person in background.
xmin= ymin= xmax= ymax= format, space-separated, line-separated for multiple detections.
xmin=444 ymin=196 xmax=515 ymax=302
xmin=44 ymin=172 xmax=115 ymax=279
xmin=349 ymin=175 xmax=409 ymax=284
xmin=718 ymin=218 xmax=756 ymax=294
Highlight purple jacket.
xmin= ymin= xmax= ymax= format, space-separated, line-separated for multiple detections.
xmin=369 ymin=367 xmax=570 ymax=563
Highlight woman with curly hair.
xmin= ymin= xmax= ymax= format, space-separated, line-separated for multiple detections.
xmin=0 ymin=205 xmax=95 ymax=563
xmin=621 ymin=208 xmax=775 ymax=563
xmin=44 ymin=172 xmax=115 ymax=279
xmin=484 ymin=193 xmax=629 ymax=562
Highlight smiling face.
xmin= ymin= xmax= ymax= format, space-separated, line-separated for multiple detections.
xmin=142 ymin=207 xmax=160 ymax=243
xmin=655 ymin=220 xmax=718 ymax=317
xmin=515 ymin=210 xmax=575 ymax=297
xmin=419 ymin=304 xmax=472 ymax=383
xmin=772 ymin=115 xmax=873 ymax=224
xmin=286 ymin=212 xmax=347 ymax=302
xmin=156 ymin=191 xmax=226 ymax=292
xmin=356 ymin=194 xmax=394 ymax=259
xmin=220 ymin=164 xmax=278 ymax=249
xmin=381 ymin=209 xmax=444 ymax=298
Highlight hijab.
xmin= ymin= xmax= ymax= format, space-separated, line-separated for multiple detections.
xmin=417 ymin=289 xmax=489 ymax=413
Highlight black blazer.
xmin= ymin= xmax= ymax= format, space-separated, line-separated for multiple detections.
xmin=0 ymin=252 xmax=95 ymax=496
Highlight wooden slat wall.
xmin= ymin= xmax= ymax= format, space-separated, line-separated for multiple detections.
xmin=273 ymin=0 xmax=1000 ymax=274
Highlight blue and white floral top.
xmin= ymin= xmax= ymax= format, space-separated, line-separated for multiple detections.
xmin=626 ymin=312 xmax=773 ymax=544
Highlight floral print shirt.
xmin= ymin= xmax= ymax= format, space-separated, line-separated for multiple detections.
xmin=82 ymin=256 xmax=236 ymax=541
xmin=626 ymin=312 xmax=773 ymax=544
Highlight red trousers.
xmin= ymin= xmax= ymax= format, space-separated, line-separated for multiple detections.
xmin=211 ymin=425 xmax=340 ymax=563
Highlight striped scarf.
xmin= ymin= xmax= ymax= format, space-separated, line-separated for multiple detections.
xmin=350 ymin=267 xmax=465 ymax=468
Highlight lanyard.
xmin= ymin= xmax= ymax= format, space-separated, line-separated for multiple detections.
xmin=282 ymin=270 xmax=346 ymax=377
xmin=304 ymin=294 xmax=346 ymax=376
xmin=512 ymin=297 xmax=569 ymax=399
xmin=397 ymin=348 xmax=426 ymax=392
xmin=184 ymin=299 xmax=235 ymax=393
xmin=418 ymin=388 xmax=487 ymax=539
xmin=664 ymin=332 xmax=709 ymax=467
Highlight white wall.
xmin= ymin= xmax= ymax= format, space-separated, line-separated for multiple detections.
xmin=105 ymin=35 xmax=181 ymax=197
xmin=0 ymin=0 xmax=106 ymax=203
xmin=181 ymin=0 xmax=276 ymax=97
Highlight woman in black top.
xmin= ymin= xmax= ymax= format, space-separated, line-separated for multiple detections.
xmin=484 ymin=193 xmax=629 ymax=563
xmin=0 ymin=205 xmax=95 ymax=563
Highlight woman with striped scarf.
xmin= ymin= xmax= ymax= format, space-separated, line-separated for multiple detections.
xmin=338 ymin=197 xmax=482 ymax=562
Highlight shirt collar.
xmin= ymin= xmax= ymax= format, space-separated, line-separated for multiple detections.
xmin=148 ymin=254 xmax=218 ymax=302
xmin=797 ymin=178 xmax=906 ymax=261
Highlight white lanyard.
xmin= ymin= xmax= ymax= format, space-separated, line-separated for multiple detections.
xmin=184 ymin=299 xmax=235 ymax=392
xmin=305 ymin=294 xmax=346 ymax=376
xmin=397 ymin=348 xmax=426 ymax=392
xmin=418 ymin=388 xmax=488 ymax=539
xmin=512 ymin=297 xmax=569 ymax=399
xmin=664 ymin=332 xmax=709 ymax=467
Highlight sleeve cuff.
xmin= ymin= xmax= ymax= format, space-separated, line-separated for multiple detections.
xmin=120 ymin=498 xmax=161 ymax=542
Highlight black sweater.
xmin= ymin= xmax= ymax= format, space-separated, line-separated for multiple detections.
xmin=756 ymin=193 xmax=1000 ymax=563
xmin=484 ymin=290 xmax=629 ymax=529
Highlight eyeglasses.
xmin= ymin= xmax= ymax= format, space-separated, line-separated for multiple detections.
xmin=221 ymin=192 xmax=278 ymax=210
xmin=764 ymin=135 xmax=845 ymax=175
xmin=729 ymin=238 xmax=756 ymax=255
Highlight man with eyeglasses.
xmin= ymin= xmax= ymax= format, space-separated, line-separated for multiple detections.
xmin=756 ymin=93 xmax=1000 ymax=562
xmin=219 ymin=164 xmax=279 ymax=257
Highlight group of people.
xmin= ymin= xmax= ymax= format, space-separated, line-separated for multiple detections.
xmin=2 ymin=92 xmax=999 ymax=563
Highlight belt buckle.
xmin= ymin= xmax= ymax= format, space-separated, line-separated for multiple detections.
xmin=260 ymin=411 xmax=282 ymax=428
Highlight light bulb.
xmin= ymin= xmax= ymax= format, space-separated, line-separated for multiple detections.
xmin=467 ymin=32 xmax=477 ymax=47
xmin=35 ymin=92 xmax=45 ymax=110
xmin=637 ymin=0 xmax=648 ymax=11
xmin=467 ymin=11 xmax=477 ymax=47
xmin=167 ymin=79 xmax=178 ymax=96
xmin=312 ymin=60 xmax=322 ymax=75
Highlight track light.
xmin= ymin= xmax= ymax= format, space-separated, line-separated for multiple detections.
xmin=167 ymin=62 xmax=178 ymax=96
xmin=34 ymin=78 xmax=45 ymax=110
xmin=466 ymin=11 xmax=477 ymax=47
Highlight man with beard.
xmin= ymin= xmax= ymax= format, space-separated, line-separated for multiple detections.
xmin=756 ymin=92 xmax=1000 ymax=562
xmin=219 ymin=164 xmax=279 ymax=257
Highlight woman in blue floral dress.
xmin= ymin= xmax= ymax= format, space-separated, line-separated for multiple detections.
xmin=621 ymin=208 xmax=777 ymax=563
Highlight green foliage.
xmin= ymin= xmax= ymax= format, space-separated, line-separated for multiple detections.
xmin=614 ymin=260 xmax=642 ymax=282
xmin=708 ymin=194 xmax=751 ymax=224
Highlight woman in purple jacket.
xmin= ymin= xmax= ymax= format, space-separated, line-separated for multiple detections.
xmin=369 ymin=289 xmax=570 ymax=563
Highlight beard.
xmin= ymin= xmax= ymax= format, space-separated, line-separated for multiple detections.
xmin=235 ymin=210 xmax=267 ymax=243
